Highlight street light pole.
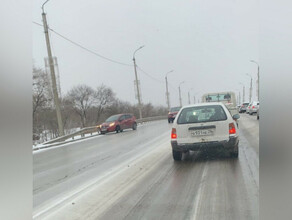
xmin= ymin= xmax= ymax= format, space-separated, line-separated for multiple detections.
xmin=178 ymin=81 xmax=184 ymax=107
xmin=188 ymin=88 xmax=193 ymax=105
xmin=42 ymin=0 xmax=64 ymax=136
xmin=239 ymin=82 xmax=245 ymax=103
xmin=165 ymin=70 xmax=174 ymax=110
xmin=239 ymin=92 xmax=241 ymax=105
xmin=133 ymin=45 xmax=144 ymax=119
xmin=246 ymin=74 xmax=253 ymax=103
xmin=250 ymin=60 xmax=260 ymax=101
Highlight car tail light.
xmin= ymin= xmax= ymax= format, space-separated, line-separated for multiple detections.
xmin=252 ymin=106 xmax=255 ymax=109
xmin=171 ymin=128 xmax=177 ymax=139
xmin=229 ymin=123 xmax=236 ymax=134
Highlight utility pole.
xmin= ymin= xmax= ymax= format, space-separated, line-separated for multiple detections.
xmin=42 ymin=1 xmax=64 ymax=136
xmin=165 ymin=70 xmax=173 ymax=110
xmin=133 ymin=46 xmax=144 ymax=119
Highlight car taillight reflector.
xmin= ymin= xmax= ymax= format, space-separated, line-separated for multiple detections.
xmin=229 ymin=123 xmax=236 ymax=134
xmin=171 ymin=128 xmax=177 ymax=139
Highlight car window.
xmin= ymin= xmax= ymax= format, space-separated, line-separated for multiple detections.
xmin=105 ymin=115 xmax=120 ymax=122
xmin=119 ymin=115 xmax=126 ymax=121
xmin=177 ymin=105 xmax=227 ymax=124
xmin=125 ymin=114 xmax=132 ymax=119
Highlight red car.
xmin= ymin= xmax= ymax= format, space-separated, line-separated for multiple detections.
xmin=100 ymin=113 xmax=137 ymax=134
xmin=168 ymin=107 xmax=181 ymax=123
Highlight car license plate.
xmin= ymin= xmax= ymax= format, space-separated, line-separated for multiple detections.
xmin=101 ymin=128 xmax=107 ymax=131
xmin=190 ymin=130 xmax=213 ymax=136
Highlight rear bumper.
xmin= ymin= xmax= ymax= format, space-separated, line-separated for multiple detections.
xmin=251 ymin=109 xmax=258 ymax=113
xmin=171 ymin=136 xmax=239 ymax=152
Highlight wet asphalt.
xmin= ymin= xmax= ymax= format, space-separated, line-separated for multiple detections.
xmin=33 ymin=114 xmax=258 ymax=220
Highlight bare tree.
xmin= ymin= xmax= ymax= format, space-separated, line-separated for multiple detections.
xmin=32 ymin=66 xmax=53 ymax=139
xmin=33 ymin=67 xmax=51 ymax=119
xmin=67 ymin=85 xmax=94 ymax=127
xmin=94 ymin=84 xmax=115 ymax=123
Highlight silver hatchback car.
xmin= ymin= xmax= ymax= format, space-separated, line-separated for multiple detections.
xmin=247 ymin=101 xmax=259 ymax=115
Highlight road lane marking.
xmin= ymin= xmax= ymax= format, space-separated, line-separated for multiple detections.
xmin=191 ymin=163 xmax=208 ymax=220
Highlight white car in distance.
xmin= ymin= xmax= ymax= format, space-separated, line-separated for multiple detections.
xmin=171 ymin=102 xmax=240 ymax=161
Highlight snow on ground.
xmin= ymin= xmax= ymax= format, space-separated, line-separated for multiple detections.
xmin=32 ymin=122 xmax=150 ymax=153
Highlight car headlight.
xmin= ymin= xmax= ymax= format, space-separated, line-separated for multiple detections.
xmin=109 ymin=122 xmax=115 ymax=127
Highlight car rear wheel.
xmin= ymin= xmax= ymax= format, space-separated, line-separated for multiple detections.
xmin=230 ymin=151 xmax=238 ymax=158
xmin=172 ymin=150 xmax=182 ymax=161
xmin=230 ymin=144 xmax=239 ymax=158
xmin=132 ymin=122 xmax=137 ymax=130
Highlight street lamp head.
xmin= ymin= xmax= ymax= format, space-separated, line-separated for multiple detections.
xmin=166 ymin=70 xmax=174 ymax=77
xmin=133 ymin=45 xmax=145 ymax=60
xmin=179 ymin=81 xmax=185 ymax=86
xmin=250 ymin=60 xmax=259 ymax=67
xmin=246 ymin=73 xmax=252 ymax=78
xmin=42 ymin=0 xmax=51 ymax=13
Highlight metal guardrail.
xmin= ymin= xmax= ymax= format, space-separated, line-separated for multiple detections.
xmin=136 ymin=115 xmax=167 ymax=123
xmin=43 ymin=126 xmax=100 ymax=145
xmin=42 ymin=115 xmax=167 ymax=146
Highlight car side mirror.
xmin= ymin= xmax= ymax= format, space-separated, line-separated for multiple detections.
xmin=232 ymin=114 xmax=240 ymax=120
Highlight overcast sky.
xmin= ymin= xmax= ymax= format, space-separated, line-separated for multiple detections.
xmin=33 ymin=0 xmax=259 ymax=107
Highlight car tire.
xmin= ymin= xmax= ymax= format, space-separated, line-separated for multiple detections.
xmin=132 ymin=122 xmax=137 ymax=130
xmin=116 ymin=126 xmax=120 ymax=133
xmin=257 ymin=115 xmax=259 ymax=120
xmin=100 ymin=131 xmax=105 ymax=135
xmin=230 ymin=151 xmax=239 ymax=158
xmin=230 ymin=144 xmax=239 ymax=158
xmin=172 ymin=150 xmax=182 ymax=161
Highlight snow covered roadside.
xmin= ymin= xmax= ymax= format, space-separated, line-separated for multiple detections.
xmin=32 ymin=121 xmax=150 ymax=153
xmin=33 ymin=132 xmax=102 ymax=154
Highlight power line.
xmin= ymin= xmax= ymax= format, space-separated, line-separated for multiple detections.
xmin=33 ymin=21 xmax=133 ymax=67
xmin=136 ymin=65 xmax=164 ymax=84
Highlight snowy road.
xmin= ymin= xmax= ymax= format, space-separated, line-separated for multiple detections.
xmin=33 ymin=115 xmax=258 ymax=220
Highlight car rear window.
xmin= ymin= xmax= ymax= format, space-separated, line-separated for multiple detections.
xmin=177 ymin=105 xmax=227 ymax=124
xmin=170 ymin=107 xmax=181 ymax=112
